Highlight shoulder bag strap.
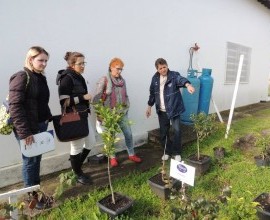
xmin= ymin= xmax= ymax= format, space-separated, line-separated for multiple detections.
xmin=101 ymin=76 xmax=108 ymax=102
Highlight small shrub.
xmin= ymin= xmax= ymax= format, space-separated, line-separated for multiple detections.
xmin=93 ymin=101 xmax=125 ymax=204
xmin=0 ymin=201 xmax=26 ymax=219
xmin=217 ymin=194 xmax=258 ymax=220
xmin=172 ymin=197 xmax=219 ymax=220
xmin=190 ymin=112 xmax=218 ymax=160
xmin=54 ymin=171 xmax=77 ymax=200
xmin=255 ymin=134 xmax=270 ymax=160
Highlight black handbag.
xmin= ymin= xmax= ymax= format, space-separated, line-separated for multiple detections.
xmin=52 ymin=106 xmax=89 ymax=142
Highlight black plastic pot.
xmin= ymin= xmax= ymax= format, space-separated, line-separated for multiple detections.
xmin=148 ymin=173 xmax=176 ymax=200
xmin=253 ymin=193 xmax=270 ymax=220
xmin=185 ymin=154 xmax=211 ymax=176
xmin=97 ymin=192 xmax=133 ymax=218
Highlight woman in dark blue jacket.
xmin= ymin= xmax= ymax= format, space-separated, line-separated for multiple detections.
xmin=146 ymin=58 xmax=195 ymax=162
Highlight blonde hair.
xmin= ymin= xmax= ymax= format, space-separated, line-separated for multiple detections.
xmin=24 ymin=46 xmax=49 ymax=71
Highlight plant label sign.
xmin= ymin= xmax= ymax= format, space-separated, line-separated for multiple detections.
xmin=20 ymin=130 xmax=55 ymax=157
xmin=170 ymin=159 xmax=195 ymax=186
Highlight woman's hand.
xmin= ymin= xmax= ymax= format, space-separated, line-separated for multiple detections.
xmin=25 ymin=135 xmax=34 ymax=146
xmin=83 ymin=93 xmax=92 ymax=101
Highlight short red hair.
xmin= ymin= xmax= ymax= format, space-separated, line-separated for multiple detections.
xmin=109 ymin=57 xmax=124 ymax=68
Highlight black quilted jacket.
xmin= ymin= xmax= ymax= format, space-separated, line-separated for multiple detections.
xmin=9 ymin=67 xmax=52 ymax=139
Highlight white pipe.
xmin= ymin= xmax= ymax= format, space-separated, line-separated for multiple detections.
xmin=225 ymin=54 xmax=244 ymax=139
xmin=0 ymin=185 xmax=40 ymax=199
xmin=211 ymin=97 xmax=224 ymax=123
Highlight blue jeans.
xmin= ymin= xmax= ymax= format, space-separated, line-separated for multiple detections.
xmin=16 ymin=122 xmax=48 ymax=187
xmin=118 ymin=114 xmax=135 ymax=156
xmin=158 ymin=112 xmax=182 ymax=155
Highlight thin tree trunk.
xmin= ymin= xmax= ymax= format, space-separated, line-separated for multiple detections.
xmin=107 ymin=157 xmax=115 ymax=204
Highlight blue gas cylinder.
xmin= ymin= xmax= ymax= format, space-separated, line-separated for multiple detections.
xmin=181 ymin=69 xmax=200 ymax=125
xmin=198 ymin=68 xmax=214 ymax=114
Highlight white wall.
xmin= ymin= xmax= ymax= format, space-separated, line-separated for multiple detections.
xmin=0 ymin=0 xmax=270 ymax=187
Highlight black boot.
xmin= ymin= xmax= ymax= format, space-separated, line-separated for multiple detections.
xmin=70 ymin=154 xmax=91 ymax=185
xmin=81 ymin=148 xmax=91 ymax=165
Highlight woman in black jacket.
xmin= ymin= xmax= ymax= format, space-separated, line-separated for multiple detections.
xmin=9 ymin=46 xmax=52 ymax=207
xmin=56 ymin=51 xmax=94 ymax=185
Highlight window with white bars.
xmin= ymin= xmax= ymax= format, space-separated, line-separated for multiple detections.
xmin=225 ymin=42 xmax=251 ymax=84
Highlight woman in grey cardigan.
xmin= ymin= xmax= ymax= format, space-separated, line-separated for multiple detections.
xmin=93 ymin=57 xmax=142 ymax=167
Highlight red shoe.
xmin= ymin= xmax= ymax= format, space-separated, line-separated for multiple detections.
xmin=129 ymin=155 xmax=142 ymax=163
xmin=110 ymin=158 xmax=118 ymax=167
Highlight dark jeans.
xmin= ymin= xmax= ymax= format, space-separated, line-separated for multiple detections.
xmin=15 ymin=122 xmax=48 ymax=187
xmin=158 ymin=112 xmax=182 ymax=155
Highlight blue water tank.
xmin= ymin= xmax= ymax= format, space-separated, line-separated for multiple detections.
xmin=181 ymin=70 xmax=200 ymax=125
xmin=198 ymin=68 xmax=214 ymax=115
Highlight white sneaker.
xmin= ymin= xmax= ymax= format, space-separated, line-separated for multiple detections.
xmin=161 ymin=154 xmax=169 ymax=160
xmin=174 ymin=155 xmax=181 ymax=162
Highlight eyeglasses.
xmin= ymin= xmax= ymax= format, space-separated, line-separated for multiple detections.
xmin=116 ymin=68 xmax=123 ymax=72
xmin=75 ymin=62 xmax=87 ymax=66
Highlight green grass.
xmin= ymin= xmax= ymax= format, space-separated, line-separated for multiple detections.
xmin=36 ymin=109 xmax=270 ymax=219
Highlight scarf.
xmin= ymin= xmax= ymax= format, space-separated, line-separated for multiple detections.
xmin=106 ymin=72 xmax=127 ymax=108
